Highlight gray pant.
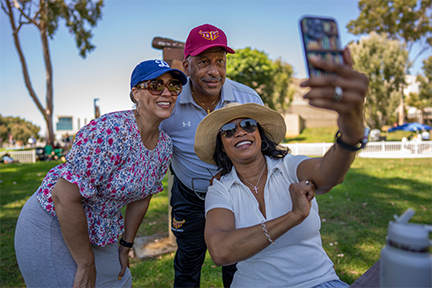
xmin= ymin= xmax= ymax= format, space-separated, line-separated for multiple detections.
xmin=14 ymin=193 xmax=132 ymax=288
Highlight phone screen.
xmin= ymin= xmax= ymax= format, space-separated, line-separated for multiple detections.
xmin=300 ymin=16 xmax=343 ymax=77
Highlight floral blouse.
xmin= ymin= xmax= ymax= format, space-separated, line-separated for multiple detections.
xmin=36 ymin=110 xmax=172 ymax=246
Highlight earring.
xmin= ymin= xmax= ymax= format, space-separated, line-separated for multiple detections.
xmin=218 ymin=151 xmax=227 ymax=163
xmin=135 ymin=99 xmax=140 ymax=116
xmin=261 ymin=139 xmax=269 ymax=151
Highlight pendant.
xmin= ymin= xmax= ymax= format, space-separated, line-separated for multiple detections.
xmin=253 ymin=186 xmax=259 ymax=194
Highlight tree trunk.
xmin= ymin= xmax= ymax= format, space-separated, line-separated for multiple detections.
xmin=398 ymin=93 xmax=405 ymax=125
xmin=4 ymin=0 xmax=55 ymax=146
xmin=39 ymin=4 xmax=55 ymax=146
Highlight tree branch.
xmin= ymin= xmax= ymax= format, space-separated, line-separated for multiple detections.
xmin=3 ymin=0 xmax=47 ymax=120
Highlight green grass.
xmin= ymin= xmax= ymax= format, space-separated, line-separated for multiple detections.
xmin=286 ymin=126 xmax=337 ymax=143
xmin=0 ymin=161 xmax=62 ymax=287
xmin=1 ymin=127 xmax=431 ymax=287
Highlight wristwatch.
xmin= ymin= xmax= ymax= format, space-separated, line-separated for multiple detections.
xmin=119 ymin=238 xmax=134 ymax=248
xmin=335 ymin=127 xmax=370 ymax=151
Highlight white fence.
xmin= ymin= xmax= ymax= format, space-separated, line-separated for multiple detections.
xmin=0 ymin=150 xmax=36 ymax=163
xmin=1 ymin=141 xmax=431 ymax=163
xmin=282 ymin=141 xmax=432 ymax=158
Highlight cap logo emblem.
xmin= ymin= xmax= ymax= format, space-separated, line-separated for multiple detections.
xmin=199 ymin=30 xmax=219 ymax=41
xmin=155 ymin=60 xmax=170 ymax=68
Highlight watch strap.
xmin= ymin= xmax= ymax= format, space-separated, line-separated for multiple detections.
xmin=119 ymin=238 xmax=134 ymax=248
xmin=335 ymin=128 xmax=369 ymax=151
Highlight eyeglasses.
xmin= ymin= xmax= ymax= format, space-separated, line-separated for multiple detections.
xmin=220 ymin=119 xmax=258 ymax=138
xmin=136 ymin=79 xmax=182 ymax=96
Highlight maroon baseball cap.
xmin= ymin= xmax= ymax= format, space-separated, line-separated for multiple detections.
xmin=184 ymin=24 xmax=235 ymax=59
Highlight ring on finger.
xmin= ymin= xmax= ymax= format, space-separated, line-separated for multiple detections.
xmin=306 ymin=180 xmax=310 ymax=185
xmin=333 ymin=86 xmax=343 ymax=102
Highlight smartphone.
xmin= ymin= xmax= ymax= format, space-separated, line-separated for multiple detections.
xmin=300 ymin=16 xmax=343 ymax=77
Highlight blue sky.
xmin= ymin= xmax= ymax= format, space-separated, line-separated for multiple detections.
xmin=0 ymin=0 xmax=429 ymax=138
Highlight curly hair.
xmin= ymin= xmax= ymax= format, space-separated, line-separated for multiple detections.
xmin=213 ymin=123 xmax=289 ymax=176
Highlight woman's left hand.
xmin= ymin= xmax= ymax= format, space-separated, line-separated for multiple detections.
xmin=301 ymin=47 xmax=368 ymax=145
xmin=118 ymin=245 xmax=130 ymax=280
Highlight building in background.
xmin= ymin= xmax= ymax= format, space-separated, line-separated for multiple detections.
xmin=404 ymin=75 xmax=431 ymax=125
xmin=55 ymin=115 xmax=88 ymax=143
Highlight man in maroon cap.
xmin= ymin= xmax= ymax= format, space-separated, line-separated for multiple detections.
xmin=160 ymin=24 xmax=264 ymax=287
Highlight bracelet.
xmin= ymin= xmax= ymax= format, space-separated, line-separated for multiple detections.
xmin=119 ymin=238 xmax=134 ymax=248
xmin=335 ymin=130 xmax=365 ymax=151
xmin=261 ymin=221 xmax=275 ymax=245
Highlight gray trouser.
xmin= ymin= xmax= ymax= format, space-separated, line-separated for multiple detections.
xmin=14 ymin=193 xmax=132 ymax=288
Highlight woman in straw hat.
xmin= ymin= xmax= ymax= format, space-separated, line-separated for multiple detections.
xmin=194 ymin=49 xmax=368 ymax=288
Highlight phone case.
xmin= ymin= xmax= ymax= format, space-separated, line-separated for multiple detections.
xmin=300 ymin=16 xmax=343 ymax=77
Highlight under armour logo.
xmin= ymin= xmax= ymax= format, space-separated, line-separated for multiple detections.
xmin=182 ymin=121 xmax=191 ymax=127
xmin=199 ymin=30 xmax=219 ymax=41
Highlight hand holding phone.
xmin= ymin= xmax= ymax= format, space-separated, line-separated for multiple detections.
xmin=300 ymin=16 xmax=343 ymax=77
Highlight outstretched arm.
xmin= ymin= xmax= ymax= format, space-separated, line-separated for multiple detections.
xmin=297 ymin=47 xmax=368 ymax=194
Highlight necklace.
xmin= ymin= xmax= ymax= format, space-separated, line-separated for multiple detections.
xmin=237 ymin=164 xmax=266 ymax=194
xmin=192 ymin=91 xmax=220 ymax=114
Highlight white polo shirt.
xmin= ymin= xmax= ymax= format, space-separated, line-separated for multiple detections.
xmin=205 ymin=155 xmax=339 ymax=288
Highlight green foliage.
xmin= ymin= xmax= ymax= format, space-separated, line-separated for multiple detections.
xmin=347 ymin=0 xmax=432 ymax=60
xmin=226 ymin=48 xmax=294 ymax=111
xmin=0 ymin=114 xmax=40 ymax=144
xmin=7 ymin=0 xmax=105 ymax=58
xmin=273 ymin=57 xmax=295 ymax=113
xmin=227 ymin=48 xmax=274 ymax=99
xmin=47 ymin=0 xmax=104 ymax=57
xmin=349 ymin=32 xmax=409 ymax=129
xmin=407 ymin=56 xmax=432 ymax=121
xmin=417 ymin=56 xmax=432 ymax=101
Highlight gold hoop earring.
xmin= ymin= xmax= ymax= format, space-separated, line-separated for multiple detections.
xmin=261 ymin=140 xmax=269 ymax=151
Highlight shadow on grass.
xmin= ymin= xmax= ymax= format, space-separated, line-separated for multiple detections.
xmin=285 ymin=136 xmax=306 ymax=142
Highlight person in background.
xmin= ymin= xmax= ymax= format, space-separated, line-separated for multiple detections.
xmin=195 ymin=48 xmax=369 ymax=288
xmin=14 ymin=60 xmax=187 ymax=287
xmin=64 ymin=133 xmax=71 ymax=147
xmin=1 ymin=153 xmax=19 ymax=164
xmin=28 ymin=136 xmax=36 ymax=147
xmin=160 ymin=23 xmax=264 ymax=287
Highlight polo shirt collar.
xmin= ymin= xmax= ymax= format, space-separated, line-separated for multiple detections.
xmin=179 ymin=77 xmax=236 ymax=104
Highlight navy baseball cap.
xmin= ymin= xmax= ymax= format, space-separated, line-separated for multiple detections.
xmin=130 ymin=60 xmax=187 ymax=90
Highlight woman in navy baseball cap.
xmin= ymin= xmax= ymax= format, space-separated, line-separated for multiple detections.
xmin=15 ymin=60 xmax=186 ymax=287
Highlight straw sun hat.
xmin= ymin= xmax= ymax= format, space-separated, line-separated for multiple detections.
xmin=194 ymin=102 xmax=287 ymax=164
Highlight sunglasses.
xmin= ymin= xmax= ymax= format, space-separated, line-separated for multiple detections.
xmin=136 ymin=79 xmax=182 ymax=96
xmin=220 ymin=119 xmax=258 ymax=138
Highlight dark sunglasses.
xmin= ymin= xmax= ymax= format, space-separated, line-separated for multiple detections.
xmin=220 ymin=119 xmax=258 ymax=138
xmin=136 ymin=79 xmax=182 ymax=96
